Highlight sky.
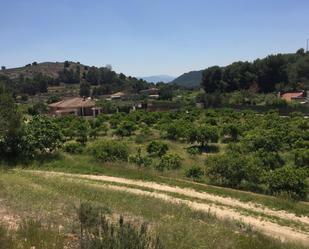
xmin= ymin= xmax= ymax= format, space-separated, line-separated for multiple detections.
xmin=0 ymin=0 xmax=309 ymax=77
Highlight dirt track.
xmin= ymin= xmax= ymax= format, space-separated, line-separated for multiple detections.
xmin=29 ymin=170 xmax=309 ymax=245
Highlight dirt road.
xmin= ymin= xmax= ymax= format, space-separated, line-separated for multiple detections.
xmin=28 ymin=170 xmax=309 ymax=245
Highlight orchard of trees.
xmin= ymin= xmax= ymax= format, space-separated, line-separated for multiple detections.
xmin=202 ymin=49 xmax=309 ymax=94
xmin=1 ymin=80 xmax=309 ymax=200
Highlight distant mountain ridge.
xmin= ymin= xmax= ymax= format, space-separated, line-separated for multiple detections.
xmin=170 ymin=70 xmax=203 ymax=88
xmin=140 ymin=75 xmax=175 ymax=83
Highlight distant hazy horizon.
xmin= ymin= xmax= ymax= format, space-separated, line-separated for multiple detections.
xmin=1 ymin=0 xmax=309 ymax=76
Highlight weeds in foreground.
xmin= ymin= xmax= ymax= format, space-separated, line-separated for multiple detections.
xmin=77 ymin=202 xmax=164 ymax=249
xmin=0 ymin=220 xmax=64 ymax=249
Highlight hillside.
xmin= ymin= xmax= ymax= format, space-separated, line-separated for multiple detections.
xmin=0 ymin=61 xmax=151 ymax=96
xmin=1 ymin=61 xmax=84 ymax=80
xmin=170 ymin=70 xmax=203 ymax=88
xmin=201 ymin=49 xmax=309 ymax=93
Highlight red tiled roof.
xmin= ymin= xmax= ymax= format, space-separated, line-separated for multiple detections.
xmin=281 ymin=92 xmax=304 ymax=102
xmin=48 ymin=97 xmax=95 ymax=108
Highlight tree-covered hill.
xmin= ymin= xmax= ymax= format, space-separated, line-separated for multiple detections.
xmin=202 ymin=49 xmax=309 ymax=93
xmin=171 ymin=49 xmax=309 ymax=92
xmin=1 ymin=61 xmax=81 ymax=79
xmin=0 ymin=61 xmax=151 ymax=96
xmin=169 ymin=70 xmax=203 ymax=88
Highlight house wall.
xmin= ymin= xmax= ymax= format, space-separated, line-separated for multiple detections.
xmin=49 ymin=106 xmax=94 ymax=116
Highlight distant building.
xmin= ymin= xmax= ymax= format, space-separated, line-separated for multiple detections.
xmin=280 ymin=91 xmax=308 ymax=104
xmin=48 ymin=97 xmax=102 ymax=117
xmin=110 ymin=92 xmax=126 ymax=100
xmin=148 ymin=94 xmax=160 ymax=99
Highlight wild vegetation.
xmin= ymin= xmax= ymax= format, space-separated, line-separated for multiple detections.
xmin=0 ymin=61 xmax=151 ymax=96
xmin=202 ymin=49 xmax=309 ymax=93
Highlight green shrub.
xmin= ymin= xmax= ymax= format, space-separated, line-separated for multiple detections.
xmin=135 ymin=134 xmax=148 ymax=144
xmin=156 ymin=153 xmax=182 ymax=171
xmin=75 ymin=121 xmax=90 ymax=145
xmin=115 ymin=120 xmax=137 ymax=137
xmin=186 ymin=147 xmax=200 ymax=155
xmin=135 ymin=126 xmax=152 ymax=144
xmin=221 ymin=123 xmax=240 ymax=142
xmin=28 ymin=102 xmax=48 ymax=115
xmin=185 ymin=166 xmax=204 ymax=179
xmin=147 ymin=141 xmax=168 ymax=157
xmin=294 ymin=149 xmax=309 ymax=168
xmin=89 ymin=140 xmax=128 ymax=162
xmin=63 ymin=141 xmax=84 ymax=154
xmin=205 ymin=153 xmax=246 ymax=187
xmin=187 ymin=125 xmax=219 ymax=147
xmin=253 ymin=150 xmax=284 ymax=171
xmin=129 ymin=148 xmax=153 ymax=167
xmin=265 ymin=166 xmax=308 ymax=200
xmin=163 ymin=120 xmax=189 ymax=140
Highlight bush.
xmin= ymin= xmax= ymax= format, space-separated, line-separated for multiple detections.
xmin=187 ymin=125 xmax=219 ymax=147
xmin=185 ymin=166 xmax=204 ymax=179
xmin=147 ymin=141 xmax=168 ymax=157
xmin=28 ymin=102 xmax=48 ymax=115
xmin=115 ymin=120 xmax=137 ymax=137
xmin=129 ymin=148 xmax=153 ymax=167
xmin=156 ymin=153 xmax=182 ymax=171
xmin=135 ymin=125 xmax=152 ymax=144
xmin=221 ymin=123 xmax=240 ymax=142
xmin=265 ymin=166 xmax=308 ymax=200
xmin=253 ymin=150 xmax=284 ymax=171
xmin=135 ymin=134 xmax=148 ymax=144
xmin=206 ymin=153 xmax=246 ymax=187
xmin=22 ymin=115 xmax=64 ymax=157
xmin=63 ymin=141 xmax=84 ymax=154
xmin=77 ymin=203 xmax=164 ymax=249
xmin=163 ymin=120 xmax=189 ymax=140
xmin=243 ymin=129 xmax=282 ymax=152
xmin=294 ymin=149 xmax=309 ymax=168
xmin=75 ymin=120 xmax=90 ymax=145
xmin=89 ymin=140 xmax=128 ymax=162
xmin=186 ymin=147 xmax=201 ymax=155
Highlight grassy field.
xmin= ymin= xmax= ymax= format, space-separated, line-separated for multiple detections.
xmin=27 ymin=149 xmax=309 ymax=218
xmin=2 ymin=108 xmax=309 ymax=248
xmin=0 ymin=169 xmax=307 ymax=249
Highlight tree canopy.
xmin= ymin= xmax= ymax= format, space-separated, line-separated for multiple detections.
xmin=201 ymin=50 xmax=309 ymax=93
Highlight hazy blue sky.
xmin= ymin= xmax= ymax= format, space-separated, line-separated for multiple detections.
xmin=1 ymin=0 xmax=309 ymax=77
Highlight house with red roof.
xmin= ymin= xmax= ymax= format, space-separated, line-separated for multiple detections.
xmin=280 ymin=91 xmax=308 ymax=104
xmin=48 ymin=97 xmax=102 ymax=117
